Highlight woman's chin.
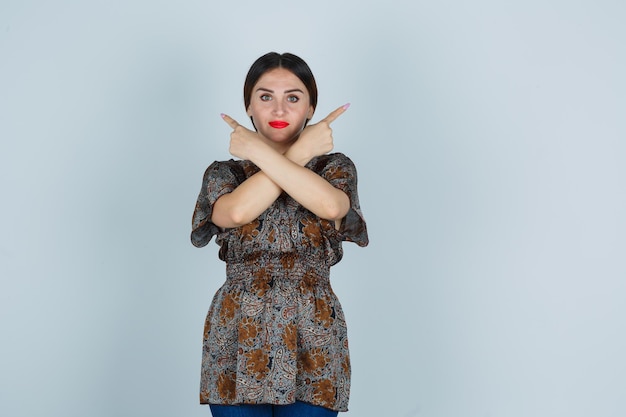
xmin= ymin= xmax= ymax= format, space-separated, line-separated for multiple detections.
xmin=261 ymin=130 xmax=299 ymax=144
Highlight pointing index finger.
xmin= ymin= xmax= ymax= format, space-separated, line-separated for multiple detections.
xmin=322 ymin=103 xmax=350 ymax=125
xmin=220 ymin=113 xmax=240 ymax=129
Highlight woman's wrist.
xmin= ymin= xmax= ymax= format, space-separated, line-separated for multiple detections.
xmin=284 ymin=146 xmax=311 ymax=167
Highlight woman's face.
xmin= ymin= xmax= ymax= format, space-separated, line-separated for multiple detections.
xmin=247 ymin=68 xmax=314 ymax=148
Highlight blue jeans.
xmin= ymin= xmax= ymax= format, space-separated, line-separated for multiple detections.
xmin=209 ymin=401 xmax=339 ymax=417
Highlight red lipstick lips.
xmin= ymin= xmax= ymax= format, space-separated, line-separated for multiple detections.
xmin=269 ymin=120 xmax=289 ymax=129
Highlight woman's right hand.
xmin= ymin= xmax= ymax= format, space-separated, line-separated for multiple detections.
xmin=288 ymin=104 xmax=349 ymax=164
xmin=220 ymin=113 xmax=262 ymax=161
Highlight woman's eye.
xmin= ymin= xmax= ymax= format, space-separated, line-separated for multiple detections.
xmin=260 ymin=94 xmax=272 ymax=101
xmin=287 ymin=96 xmax=299 ymax=103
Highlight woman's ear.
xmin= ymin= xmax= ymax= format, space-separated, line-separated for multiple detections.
xmin=307 ymin=106 xmax=314 ymax=120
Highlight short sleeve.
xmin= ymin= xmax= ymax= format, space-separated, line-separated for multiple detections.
xmin=191 ymin=161 xmax=240 ymax=248
xmin=317 ymin=153 xmax=369 ymax=247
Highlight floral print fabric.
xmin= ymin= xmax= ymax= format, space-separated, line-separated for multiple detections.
xmin=191 ymin=153 xmax=368 ymax=412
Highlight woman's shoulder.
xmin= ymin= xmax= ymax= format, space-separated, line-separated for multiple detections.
xmin=307 ymin=152 xmax=356 ymax=172
xmin=202 ymin=159 xmax=259 ymax=179
xmin=204 ymin=158 xmax=243 ymax=171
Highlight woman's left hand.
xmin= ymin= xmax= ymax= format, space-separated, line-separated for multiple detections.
xmin=288 ymin=104 xmax=349 ymax=164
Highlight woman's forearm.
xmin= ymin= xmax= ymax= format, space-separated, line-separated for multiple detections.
xmin=252 ymin=147 xmax=350 ymax=221
xmin=212 ymin=111 xmax=349 ymax=229
xmin=211 ymin=143 xmax=324 ymax=228
xmin=211 ymin=148 xmax=347 ymax=228
xmin=211 ymin=170 xmax=283 ymax=228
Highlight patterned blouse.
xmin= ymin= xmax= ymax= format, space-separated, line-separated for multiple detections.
xmin=191 ymin=152 xmax=368 ymax=412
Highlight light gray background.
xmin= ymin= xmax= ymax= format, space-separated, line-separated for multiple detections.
xmin=1 ymin=1 xmax=625 ymax=416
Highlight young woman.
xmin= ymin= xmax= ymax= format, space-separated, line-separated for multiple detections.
xmin=191 ymin=52 xmax=368 ymax=417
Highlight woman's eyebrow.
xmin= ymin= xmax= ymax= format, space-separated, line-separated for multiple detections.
xmin=255 ymin=87 xmax=304 ymax=94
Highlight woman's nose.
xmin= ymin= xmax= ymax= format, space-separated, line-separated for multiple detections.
xmin=272 ymin=101 xmax=286 ymax=115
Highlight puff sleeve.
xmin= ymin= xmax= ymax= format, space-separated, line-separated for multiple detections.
xmin=317 ymin=153 xmax=369 ymax=247
xmin=191 ymin=161 xmax=240 ymax=248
